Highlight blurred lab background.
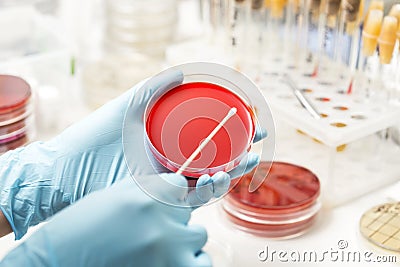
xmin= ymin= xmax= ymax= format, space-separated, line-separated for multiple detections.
xmin=1 ymin=0 xmax=400 ymax=265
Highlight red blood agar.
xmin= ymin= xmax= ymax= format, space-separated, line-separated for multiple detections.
xmin=0 ymin=75 xmax=31 ymax=114
xmin=223 ymin=161 xmax=321 ymax=238
xmin=146 ymin=82 xmax=255 ymax=177
xmin=0 ymin=75 xmax=32 ymax=153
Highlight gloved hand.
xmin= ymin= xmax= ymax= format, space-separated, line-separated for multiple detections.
xmin=1 ymin=174 xmax=212 ymax=267
xmin=0 ymin=69 xmax=265 ymax=240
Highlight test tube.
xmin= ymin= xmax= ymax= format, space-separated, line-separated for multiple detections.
xmin=282 ymin=0 xmax=301 ymax=66
xmin=262 ymin=0 xmax=288 ymax=64
xmin=294 ymin=0 xmax=321 ymax=70
xmin=389 ymin=5 xmax=400 ymax=103
xmin=378 ymin=16 xmax=398 ymax=66
xmin=246 ymin=0 xmax=265 ymax=74
xmin=331 ymin=0 xmax=362 ymax=91
xmin=377 ymin=16 xmax=398 ymax=102
xmin=355 ymin=9 xmax=383 ymax=100
xmin=305 ymin=0 xmax=322 ymax=64
xmin=312 ymin=0 xmax=342 ymax=78
xmin=231 ymin=0 xmax=250 ymax=68
xmin=364 ymin=0 xmax=383 ymax=24
xmin=332 ymin=0 xmax=362 ymax=77
xmin=270 ymin=0 xmax=287 ymax=19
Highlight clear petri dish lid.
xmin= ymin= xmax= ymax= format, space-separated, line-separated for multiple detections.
xmin=0 ymin=75 xmax=31 ymax=115
xmin=144 ymin=64 xmax=259 ymax=178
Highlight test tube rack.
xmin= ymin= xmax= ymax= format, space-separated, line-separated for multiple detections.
xmin=253 ymin=63 xmax=400 ymax=208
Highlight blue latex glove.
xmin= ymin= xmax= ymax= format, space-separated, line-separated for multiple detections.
xmin=0 ymin=174 xmax=212 ymax=267
xmin=0 ymin=69 xmax=264 ymax=239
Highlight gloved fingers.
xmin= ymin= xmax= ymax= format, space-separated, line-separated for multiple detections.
xmin=253 ymin=124 xmax=268 ymax=143
xmin=186 ymin=172 xmax=230 ymax=208
xmin=228 ymin=152 xmax=260 ymax=179
xmin=184 ymin=224 xmax=208 ymax=254
xmin=157 ymin=173 xmax=189 ymax=206
xmin=189 ymin=174 xmax=213 ymax=206
xmin=209 ymin=171 xmax=230 ymax=198
xmin=129 ymin=70 xmax=184 ymax=114
xmin=193 ymin=252 xmax=212 ymax=267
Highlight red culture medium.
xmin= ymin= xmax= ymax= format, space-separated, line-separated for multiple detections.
xmin=0 ymin=75 xmax=32 ymax=153
xmin=146 ymin=82 xmax=255 ymax=178
xmin=223 ymin=161 xmax=321 ymax=239
xmin=0 ymin=75 xmax=31 ymax=114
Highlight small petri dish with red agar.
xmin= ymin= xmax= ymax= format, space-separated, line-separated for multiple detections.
xmin=0 ymin=75 xmax=34 ymax=154
xmin=144 ymin=63 xmax=258 ymax=178
xmin=222 ymin=161 xmax=321 ymax=239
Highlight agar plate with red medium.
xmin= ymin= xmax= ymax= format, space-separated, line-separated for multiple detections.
xmin=0 ymin=75 xmax=34 ymax=153
xmin=143 ymin=62 xmax=274 ymax=179
xmin=123 ymin=62 xmax=275 ymax=207
xmin=223 ymin=161 xmax=321 ymax=239
xmin=145 ymin=81 xmax=255 ymax=178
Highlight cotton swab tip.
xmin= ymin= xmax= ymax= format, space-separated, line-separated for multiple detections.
xmin=228 ymin=107 xmax=237 ymax=117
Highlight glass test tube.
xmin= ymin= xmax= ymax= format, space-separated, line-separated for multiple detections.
xmin=372 ymin=16 xmax=398 ymax=166
xmin=280 ymin=0 xmax=301 ymax=67
xmin=249 ymin=0 xmax=265 ymax=67
xmin=377 ymin=16 xmax=398 ymax=102
xmin=358 ymin=9 xmax=383 ymax=100
xmin=349 ymin=0 xmax=383 ymax=96
xmin=346 ymin=0 xmax=364 ymax=94
xmin=231 ymin=0 xmax=250 ymax=69
xmin=297 ymin=0 xmax=322 ymax=71
xmin=268 ymin=0 xmax=288 ymax=52
xmin=329 ymin=0 xmax=362 ymax=92
xmin=388 ymin=4 xmax=400 ymax=103
xmin=333 ymin=0 xmax=361 ymax=63
xmin=312 ymin=0 xmax=341 ymax=78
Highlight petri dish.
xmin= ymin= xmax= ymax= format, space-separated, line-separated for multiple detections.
xmin=222 ymin=161 xmax=321 ymax=239
xmin=0 ymin=133 xmax=29 ymax=154
xmin=0 ymin=75 xmax=33 ymax=154
xmin=0 ymin=75 xmax=32 ymax=126
xmin=144 ymin=68 xmax=256 ymax=178
xmin=360 ymin=202 xmax=400 ymax=252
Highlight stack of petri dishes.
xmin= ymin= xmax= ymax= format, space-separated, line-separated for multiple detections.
xmin=0 ymin=75 xmax=34 ymax=154
xmin=223 ymin=161 xmax=321 ymax=239
xmin=104 ymin=0 xmax=178 ymax=58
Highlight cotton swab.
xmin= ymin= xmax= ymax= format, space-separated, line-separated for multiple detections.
xmin=176 ymin=107 xmax=237 ymax=175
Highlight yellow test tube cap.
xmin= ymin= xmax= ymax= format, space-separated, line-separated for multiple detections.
xmin=362 ymin=9 xmax=383 ymax=56
xmin=378 ymin=16 xmax=398 ymax=64
xmin=364 ymin=0 xmax=384 ymax=23
xmin=389 ymin=4 xmax=400 ymax=40
xmin=368 ymin=0 xmax=384 ymax=11
xmin=270 ymin=0 xmax=287 ymax=18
